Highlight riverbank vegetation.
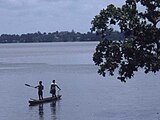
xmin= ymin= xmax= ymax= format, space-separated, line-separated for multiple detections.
xmin=0 ymin=30 xmax=124 ymax=43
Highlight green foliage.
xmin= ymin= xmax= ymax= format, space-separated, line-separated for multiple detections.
xmin=0 ymin=31 xmax=124 ymax=43
xmin=0 ymin=31 xmax=99 ymax=43
xmin=91 ymin=0 xmax=160 ymax=82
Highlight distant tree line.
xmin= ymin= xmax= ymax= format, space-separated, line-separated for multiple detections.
xmin=0 ymin=30 xmax=124 ymax=43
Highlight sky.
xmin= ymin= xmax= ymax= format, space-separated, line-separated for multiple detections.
xmin=0 ymin=0 xmax=125 ymax=35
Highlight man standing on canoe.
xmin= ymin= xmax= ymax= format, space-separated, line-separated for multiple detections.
xmin=50 ymin=80 xmax=61 ymax=97
xmin=35 ymin=81 xmax=44 ymax=100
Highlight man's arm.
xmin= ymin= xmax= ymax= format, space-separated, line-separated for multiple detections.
xmin=34 ymin=85 xmax=38 ymax=88
xmin=56 ymin=85 xmax=61 ymax=90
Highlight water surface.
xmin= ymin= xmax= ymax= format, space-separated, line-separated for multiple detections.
xmin=0 ymin=42 xmax=160 ymax=120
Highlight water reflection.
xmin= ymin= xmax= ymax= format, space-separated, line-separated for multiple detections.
xmin=29 ymin=104 xmax=44 ymax=120
xmin=29 ymin=100 xmax=61 ymax=120
xmin=39 ymin=104 xmax=44 ymax=120
xmin=50 ymin=101 xmax=57 ymax=120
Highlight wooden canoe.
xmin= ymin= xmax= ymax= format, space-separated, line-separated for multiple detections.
xmin=29 ymin=95 xmax=62 ymax=106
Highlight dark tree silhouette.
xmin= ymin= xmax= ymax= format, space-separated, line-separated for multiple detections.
xmin=91 ymin=0 xmax=160 ymax=82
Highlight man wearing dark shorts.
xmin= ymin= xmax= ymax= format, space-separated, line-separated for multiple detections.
xmin=35 ymin=81 xmax=44 ymax=100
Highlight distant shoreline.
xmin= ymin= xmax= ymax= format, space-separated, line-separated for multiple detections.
xmin=0 ymin=31 xmax=124 ymax=44
xmin=0 ymin=31 xmax=99 ymax=43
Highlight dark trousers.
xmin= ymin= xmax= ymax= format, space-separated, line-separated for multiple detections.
xmin=38 ymin=91 xmax=43 ymax=100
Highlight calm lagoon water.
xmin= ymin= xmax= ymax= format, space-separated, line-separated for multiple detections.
xmin=0 ymin=42 xmax=160 ymax=120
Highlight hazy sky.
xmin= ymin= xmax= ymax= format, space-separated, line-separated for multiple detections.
xmin=0 ymin=0 xmax=125 ymax=34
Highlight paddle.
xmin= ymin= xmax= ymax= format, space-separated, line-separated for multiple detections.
xmin=25 ymin=83 xmax=36 ymax=88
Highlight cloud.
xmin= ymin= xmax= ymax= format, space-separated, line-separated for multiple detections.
xmin=0 ymin=0 xmax=125 ymax=34
xmin=0 ymin=0 xmax=40 ymax=10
